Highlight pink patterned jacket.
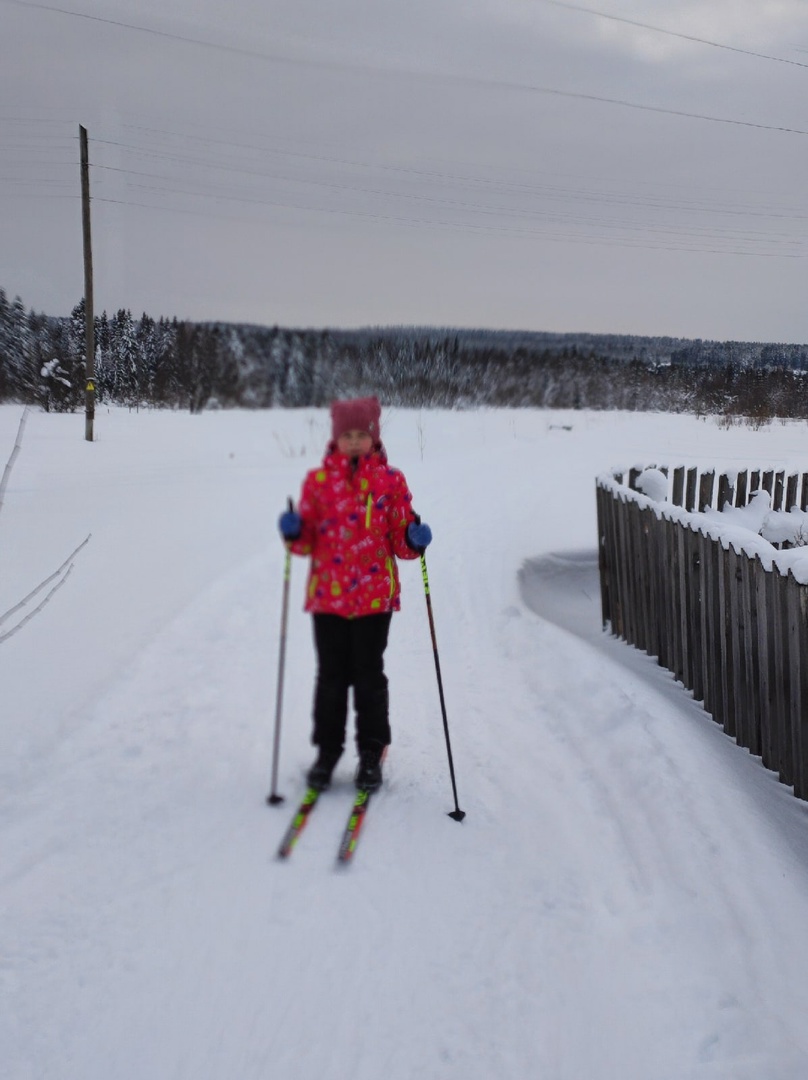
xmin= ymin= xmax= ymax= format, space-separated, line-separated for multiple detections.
xmin=289 ymin=445 xmax=420 ymax=616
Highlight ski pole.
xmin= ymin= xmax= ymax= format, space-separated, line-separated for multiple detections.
xmin=419 ymin=549 xmax=466 ymax=822
xmin=267 ymin=499 xmax=294 ymax=806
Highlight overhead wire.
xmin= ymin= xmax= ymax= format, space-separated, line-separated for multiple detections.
xmin=84 ymin=153 xmax=807 ymax=236
xmin=114 ymin=119 xmax=808 ymax=219
xmin=85 ymin=189 xmax=806 ymax=259
xmin=83 ymin=142 xmax=807 ymax=260
xmin=534 ymin=0 xmax=808 ymax=70
xmin=533 ymin=0 xmax=808 ymax=69
xmin=103 ymin=125 xmax=808 ymax=217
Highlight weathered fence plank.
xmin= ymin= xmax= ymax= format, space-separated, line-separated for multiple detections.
xmin=609 ymin=491 xmax=625 ymax=638
xmin=596 ymin=485 xmax=611 ymax=628
xmin=735 ymin=470 xmax=749 ymax=506
xmin=698 ymin=471 xmax=715 ymax=513
xmin=704 ymin=532 xmax=725 ymax=726
xmin=672 ymin=467 xmax=685 ymax=507
xmin=685 ymin=526 xmax=703 ymax=699
xmin=671 ymin=520 xmax=685 ymax=685
xmin=773 ymin=471 xmax=785 ymax=512
xmin=630 ymin=500 xmax=649 ymax=652
xmin=785 ymin=473 xmax=798 ymax=512
xmin=787 ymin=574 xmax=808 ymax=799
xmin=728 ymin=545 xmax=745 ymax=743
xmin=755 ymin=556 xmax=775 ymax=770
xmin=801 ymin=473 xmax=808 ymax=512
xmin=740 ymin=551 xmax=761 ymax=757
xmin=698 ymin=529 xmax=715 ymax=715
xmin=717 ymin=541 xmax=736 ymax=738
xmin=716 ymin=473 xmax=734 ymax=509
xmin=638 ymin=505 xmax=657 ymax=657
xmin=772 ymin=569 xmax=792 ymax=788
xmin=615 ymin=492 xmax=633 ymax=643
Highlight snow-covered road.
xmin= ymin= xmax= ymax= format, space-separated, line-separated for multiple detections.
xmin=3 ymin=405 xmax=808 ymax=1079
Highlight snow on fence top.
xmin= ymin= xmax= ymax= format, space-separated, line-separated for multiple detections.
xmin=597 ymin=464 xmax=808 ymax=585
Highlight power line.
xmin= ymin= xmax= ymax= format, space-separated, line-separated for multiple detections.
xmin=3 ymin=146 xmax=799 ymax=256
xmin=0 ymin=0 xmax=351 ymax=68
xmin=535 ymin=0 xmax=808 ymax=71
xmin=99 ymin=92 xmax=808 ymax=148
xmin=86 ymin=155 xmax=808 ymax=234
xmin=111 ymin=123 xmax=808 ymax=212
xmin=0 ymin=115 xmax=74 ymax=125
xmin=0 ymin=176 xmax=73 ymax=183
xmin=87 ymin=186 xmax=807 ymax=259
xmin=108 ymin=121 xmax=808 ymax=219
xmin=515 ymin=83 xmax=808 ymax=137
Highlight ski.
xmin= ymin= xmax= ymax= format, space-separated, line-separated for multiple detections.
xmin=276 ymin=787 xmax=321 ymax=859
xmin=336 ymin=789 xmax=372 ymax=864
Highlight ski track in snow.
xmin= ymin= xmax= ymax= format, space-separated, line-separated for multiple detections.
xmin=3 ymin=406 xmax=808 ymax=1079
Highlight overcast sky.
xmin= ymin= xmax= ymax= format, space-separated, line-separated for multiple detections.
xmin=3 ymin=0 xmax=808 ymax=342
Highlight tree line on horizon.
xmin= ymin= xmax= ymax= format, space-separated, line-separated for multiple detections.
xmin=2 ymin=287 xmax=808 ymax=423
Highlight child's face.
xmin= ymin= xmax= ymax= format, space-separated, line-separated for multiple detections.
xmin=337 ymin=429 xmax=374 ymax=456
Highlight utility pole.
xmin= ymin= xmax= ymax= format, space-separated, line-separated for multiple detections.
xmin=79 ymin=125 xmax=95 ymax=442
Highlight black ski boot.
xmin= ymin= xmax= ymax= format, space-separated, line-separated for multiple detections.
xmin=354 ymin=745 xmax=385 ymax=792
xmin=306 ymin=746 xmax=342 ymax=791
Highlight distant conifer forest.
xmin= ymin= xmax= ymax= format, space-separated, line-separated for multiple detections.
xmin=2 ymin=287 xmax=808 ymax=423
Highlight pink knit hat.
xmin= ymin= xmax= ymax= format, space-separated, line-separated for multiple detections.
xmin=330 ymin=396 xmax=382 ymax=441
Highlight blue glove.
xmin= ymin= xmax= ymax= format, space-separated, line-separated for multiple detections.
xmin=407 ymin=520 xmax=432 ymax=551
xmin=278 ymin=509 xmax=302 ymax=541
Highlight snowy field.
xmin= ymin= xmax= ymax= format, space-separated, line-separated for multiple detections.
xmin=3 ymin=403 xmax=808 ymax=1080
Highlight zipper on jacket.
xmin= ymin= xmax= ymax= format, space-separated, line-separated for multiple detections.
xmin=365 ymin=494 xmax=372 ymax=528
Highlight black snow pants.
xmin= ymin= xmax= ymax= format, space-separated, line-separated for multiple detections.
xmin=311 ymin=612 xmax=393 ymax=754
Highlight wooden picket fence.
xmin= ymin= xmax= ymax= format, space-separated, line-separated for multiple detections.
xmin=596 ymin=464 xmax=808 ymax=801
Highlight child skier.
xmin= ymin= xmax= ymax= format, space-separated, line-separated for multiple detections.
xmin=278 ymin=396 xmax=432 ymax=792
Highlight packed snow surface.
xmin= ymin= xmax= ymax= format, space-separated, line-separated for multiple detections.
xmin=3 ymin=405 xmax=808 ymax=1080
